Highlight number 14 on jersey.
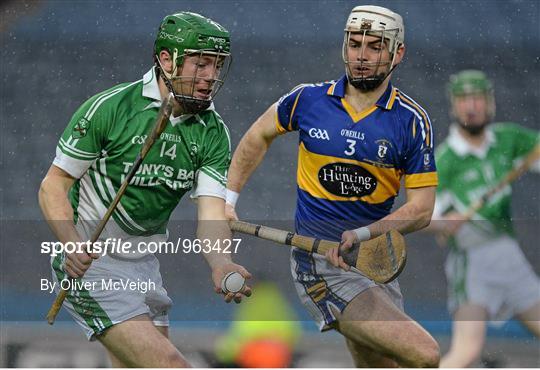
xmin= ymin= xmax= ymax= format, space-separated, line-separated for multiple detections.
xmin=160 ymin=142 xmax=177 ymax=160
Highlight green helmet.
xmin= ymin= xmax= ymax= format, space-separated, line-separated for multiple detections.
xmin=154 ymin=12 xmax=232 ymax=114
xmin=449 ymin=70 xmax=495 ymax=135
xmin=154 ymin=12 xmax=230 ymax=67
xmin=448 ymin=70 xmax=493 ymax=97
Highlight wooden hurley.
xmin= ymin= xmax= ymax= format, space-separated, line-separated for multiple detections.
xmin=230 ymin=220 xmax=407 ymax=284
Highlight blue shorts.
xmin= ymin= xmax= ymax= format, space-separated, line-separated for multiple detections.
xmin=290 ymin=248 xmax=403 ymax=331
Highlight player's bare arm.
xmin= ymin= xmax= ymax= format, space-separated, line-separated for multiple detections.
xmin=366 ymin=185 xmax=436 ymax=237
xmin=39 ymin=165 xmax=78 ymax=241
xmin=327 ymin=186 xmax=436 ymax=269
xmin=225 ymin=103 xmax=280 ymax=218
xmin=227 ymin=103 xmax=279 ymax=192
xmin=197 ymin=195 xmax=252 ymax=303
xmin=424 ymin=211 xmax=467 ymax=238
xmin=39 ymin=165 xmax=98 ymax=278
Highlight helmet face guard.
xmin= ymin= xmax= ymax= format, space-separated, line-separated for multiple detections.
xmin=342 ymin=5 xmax=404 ymax=91
xmin=157 ymin=48 xmax=232 ymax=114
xmin=342 ymin=29 xmax=400 ymax=91
xmin=154 ymin=12 xmax=232 ymax=114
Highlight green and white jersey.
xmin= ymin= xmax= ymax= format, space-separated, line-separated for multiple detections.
xmin=53 ymin=68 xmax=231 ymax=244
xmin=434 ymin=123 xmax=539 ymax=249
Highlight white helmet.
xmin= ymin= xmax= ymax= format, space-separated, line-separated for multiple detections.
xmin=345 ymin=5 xmax=404 ymax=53
xmin=343 ymin=5 xmax=405 ymax=91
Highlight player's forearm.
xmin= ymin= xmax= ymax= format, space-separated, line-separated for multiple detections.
xmin=197 ymin=196 xmax=234 ymax=268
xmin=197 ymin=219 xmax=233 ymax=269
xmin=368 ymin=202 xmax=432 ymax=238
xmin=366 ymin=188 xmax=435 ymax=238
xmin=421 ymin=217 xmax=447 ymax=234
xmin=38 ymin=176 xmax=82 ymax=244
xmin=227 ymin=104 xmax=279 ymax=193
xmin=228 ymin=128 xmax=273 ymax=192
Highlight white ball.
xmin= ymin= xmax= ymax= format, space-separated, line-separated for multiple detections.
xmin=221 ymin=271 xmax=245 ymax=294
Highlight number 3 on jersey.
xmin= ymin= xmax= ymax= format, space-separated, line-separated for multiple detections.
xmin=344 ymin=139 xmax=356 ymax=156
xmin=160 ymin=142 xmax=177 ymax=160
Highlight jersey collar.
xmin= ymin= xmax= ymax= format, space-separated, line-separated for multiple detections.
xmin=375 ymin=83 xmax=398 ymax=110
xmin=326 ymin=75 xmax=348 ymax=98
xmin=447 ymin=124 xmax=496 ymax=158
xmin=141 ymin=67 xmax=214 ymax=125
xmin=327 ymin=75 xmax=397 ymax=110
xmin=142 ymin=67 xmax=161 ymax=102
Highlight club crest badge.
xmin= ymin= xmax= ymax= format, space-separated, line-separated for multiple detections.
xmin=421 ymin=147 xmax=433 ymax=169
xmin=375 ymin=139 xmax=392 ymax=161
xmin=189 ymin=142 xmax=199 ymax=159
xmin=360 ymin=18 xmax=374 ymax=30
xmin=378 ymin=144 xmax=388 ymax=159
xmin=423 ymin=153 xmax=430 ymax=166
xmin=72 ymin=118 xmax=90 ymax=138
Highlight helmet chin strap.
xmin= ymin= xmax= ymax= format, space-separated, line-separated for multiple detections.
xmin=348 ymin=63 xmax=398 ymax=91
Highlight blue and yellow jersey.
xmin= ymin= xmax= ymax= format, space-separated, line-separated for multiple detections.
xmin=276 ymin=75 xmax=438 ymax=241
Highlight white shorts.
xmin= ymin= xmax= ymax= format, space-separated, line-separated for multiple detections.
xmin=290 ymin=248 xmax=404 ymax=331
xmin=51 ymin=253 xmax=172 ymax=340
xmin=445 ymin=235 xmax=540 ymax=321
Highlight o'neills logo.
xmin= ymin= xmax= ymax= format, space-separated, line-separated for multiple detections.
xmin=318 ymin=163 xmax=377 ymax=197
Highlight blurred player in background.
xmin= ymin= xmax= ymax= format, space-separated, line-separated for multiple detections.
xmin=226 ymin=5 xmax=440 ymax=367
xmin=428 ymin=70 xmax=540 ymax=367
xmin=38 ymin=12 xmax=251 ymax=367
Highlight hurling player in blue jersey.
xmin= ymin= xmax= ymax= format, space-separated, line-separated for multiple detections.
xmin=226 ymin=5 xmax=439 ymax=367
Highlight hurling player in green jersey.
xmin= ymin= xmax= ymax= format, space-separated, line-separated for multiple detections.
xmin=428 ymin=70 xmax=540 ymax=367
xmin=39 ymin=12 xmax=251 ymax=367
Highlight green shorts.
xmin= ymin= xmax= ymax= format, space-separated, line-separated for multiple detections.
xmin=445 ymin=235 xmax=539 ymax=321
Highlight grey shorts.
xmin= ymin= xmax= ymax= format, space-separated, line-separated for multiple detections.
xmin=290 ymin=248 xmax=403 ymax=331
xmin=51 ymin=253 xmax=172 ymax=340
xmin=445 ymin=235 xmax=540 ymax=321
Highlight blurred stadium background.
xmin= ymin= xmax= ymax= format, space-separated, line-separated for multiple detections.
xmin=1 ymin=0 xmax=539 ymax=367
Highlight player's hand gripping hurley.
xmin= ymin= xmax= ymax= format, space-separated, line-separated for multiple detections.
xmin=46 ymin=93 xmax=175 ymax=325
xmin=230 ymin=220 xmax=407 ymax=284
